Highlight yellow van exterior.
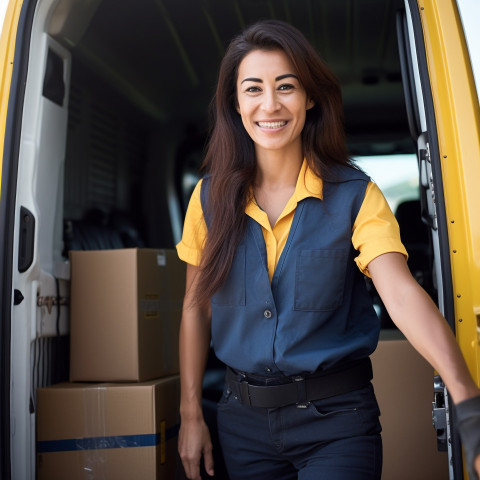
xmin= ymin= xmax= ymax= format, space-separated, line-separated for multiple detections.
xmin=0 ymin=1 xmax=23 ymax=194
xmin=420 ymin=0 xmax=480 ymax=380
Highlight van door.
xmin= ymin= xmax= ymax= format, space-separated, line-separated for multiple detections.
xmin=399 ymin=0 xmax=480 ymax=478
xmin=1 ymin=1 xmax=73 ymax=478
xmin=0 ymin=1 xmax=30 ymax=479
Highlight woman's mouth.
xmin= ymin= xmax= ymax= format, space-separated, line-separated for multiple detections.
xmin=257 ymin=121 xmax=287 ymax=129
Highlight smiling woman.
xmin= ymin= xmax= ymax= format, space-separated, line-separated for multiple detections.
xmin=175 ymin=19 xmax=480 ymax=480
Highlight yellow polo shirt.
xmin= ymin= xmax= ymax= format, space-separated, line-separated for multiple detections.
xmin=176 ymin=160 xmax=407 ymax=280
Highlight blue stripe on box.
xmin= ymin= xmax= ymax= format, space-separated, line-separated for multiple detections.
xmin=37 ymin=425 xmax=179 ymax=453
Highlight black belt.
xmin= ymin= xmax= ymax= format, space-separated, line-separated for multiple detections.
xmin=225 ymin=358 xmax=373 ymax=409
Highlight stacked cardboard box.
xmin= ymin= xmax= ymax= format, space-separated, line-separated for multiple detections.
xmin=36 ymin=376 xmax=180 ymax=480
xmin=69 ymin=249 xmax=185 ymax=382
xmin=36 ymin=249 xmax=185 ymax=480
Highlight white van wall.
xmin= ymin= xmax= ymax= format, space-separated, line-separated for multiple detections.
xmin=11 ymin=1 xmax=71 ymax=477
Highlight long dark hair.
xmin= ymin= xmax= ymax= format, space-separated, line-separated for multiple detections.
xmin=195 ymin=20 xmax=352 ymax=304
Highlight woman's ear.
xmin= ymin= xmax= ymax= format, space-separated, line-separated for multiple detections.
xmin=306 ymin=98 xmax=315 ymax=110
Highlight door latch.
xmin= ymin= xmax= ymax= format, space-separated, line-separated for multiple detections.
xmin=432 ymin=374 xmax=448 ymax=451
xmin=37 ymin=295 xmax=69 ymax=314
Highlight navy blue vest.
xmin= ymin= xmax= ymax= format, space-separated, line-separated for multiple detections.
xmin=201 ymin=166 xmax=379 ymax=376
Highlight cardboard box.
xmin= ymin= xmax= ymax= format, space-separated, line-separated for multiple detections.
xmin=36 ymin=375 xmax=180 ymax=480
xmin=69 ymin=249 xmax=185 ymax=382
xmin=372 ymin=336 xmax=448 ymax=479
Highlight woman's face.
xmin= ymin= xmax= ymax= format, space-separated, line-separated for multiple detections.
xmin=236 ymin=49 xmax=314 ymax=157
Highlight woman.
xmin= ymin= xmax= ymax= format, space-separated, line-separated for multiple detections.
xmin=176 ymin=20 xmax=480 ymax=480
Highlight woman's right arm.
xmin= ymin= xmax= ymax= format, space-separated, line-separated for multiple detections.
xmin=178 ymin=263 xmax=214 ymax=479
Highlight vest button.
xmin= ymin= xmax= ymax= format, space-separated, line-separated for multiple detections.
xmin=265 ymin=367 xmax=272 ymax=373
xmin=263 ymin=309 xmax=272 ymax=318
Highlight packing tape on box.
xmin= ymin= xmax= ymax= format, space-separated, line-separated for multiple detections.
xmin=37 ymin=384 xmax=179 ymax=463
xmin=83 ymin=386 xmax=107 ymax=478
xmin=36 ymin=426 xmax=180 ymax=454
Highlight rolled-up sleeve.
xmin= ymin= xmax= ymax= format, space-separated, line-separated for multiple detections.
xmin=352 ymin=182 xmax=408 ymax=277
xmin=176 ymin=180 xmax=207 ymax=266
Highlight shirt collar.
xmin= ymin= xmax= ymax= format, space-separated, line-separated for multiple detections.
xmin=294 ymin=158 xmax=323 ymax=203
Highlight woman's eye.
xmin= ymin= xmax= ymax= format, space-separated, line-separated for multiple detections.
xmin=278 ymin=83 xmax=294 ymax=91
xmin=245 ymin=86 xmax=261 ymax=93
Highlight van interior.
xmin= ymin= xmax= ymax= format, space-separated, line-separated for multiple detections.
xmin=4 ymin=0 xmax=452 ymax=478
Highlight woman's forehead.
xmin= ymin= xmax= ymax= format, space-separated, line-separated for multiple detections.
xmin=237 ymin=49 xmax=298 ymax=81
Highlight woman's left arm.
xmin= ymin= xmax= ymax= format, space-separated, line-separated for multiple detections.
xmin=369 ymin=252 xmax=478 ymax=403
xmin=369 ymin=252 xmax=480 ymax=477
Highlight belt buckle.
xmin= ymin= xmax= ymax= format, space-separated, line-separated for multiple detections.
xmin=294 ymin=375 xmax=310 ymax=409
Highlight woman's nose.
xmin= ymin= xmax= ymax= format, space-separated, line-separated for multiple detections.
xmin=261 ymin=91 xmax=280 ymax=113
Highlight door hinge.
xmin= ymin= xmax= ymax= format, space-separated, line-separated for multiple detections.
xmin=419 ymin=141 xmax=438 ymax=231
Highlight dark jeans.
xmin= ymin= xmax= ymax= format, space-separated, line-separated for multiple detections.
xmin=217 ymin=382 xmax=382 ymax=480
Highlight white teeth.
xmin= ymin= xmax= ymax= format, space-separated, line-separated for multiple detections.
xmin=257 ymin=121 xmax=287 ymax=129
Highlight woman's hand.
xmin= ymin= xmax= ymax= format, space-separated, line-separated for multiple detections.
xmin=178 ymin=416 xmax=214 ymax=479
xmin=454 ymin=394 xmax=480 ymax=480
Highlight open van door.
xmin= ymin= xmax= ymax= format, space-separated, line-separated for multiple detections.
xmin=0 ymin=2 xmax=28 ymax=479
xmin=1 ymin=1 xmax=75 ymax=478
xmin=397 ymin=0 xmax=480 ymax=477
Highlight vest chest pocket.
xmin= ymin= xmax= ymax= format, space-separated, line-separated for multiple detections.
xmin=211 ymin=245 xmax=246 ymax=306
xmin=294 ymin=249 xmax=348 ymax=311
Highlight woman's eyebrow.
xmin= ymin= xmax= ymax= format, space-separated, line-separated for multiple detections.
xmin=276 ymin=73 xmax=298 ymax=81
xmin=240 ymin=73 xmax=299 ymax=84
xmin=241 ymin=77 xmax=262 ymax=84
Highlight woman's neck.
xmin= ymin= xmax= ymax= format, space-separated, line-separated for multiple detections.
xmin=254 ymin=146 xmax=303 ymax=190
